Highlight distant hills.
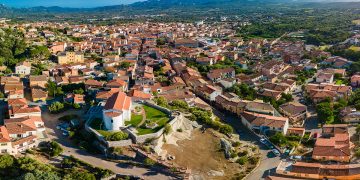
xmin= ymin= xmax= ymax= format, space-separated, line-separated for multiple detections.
xmin=1 ymin=0 xmax=360 ymax=19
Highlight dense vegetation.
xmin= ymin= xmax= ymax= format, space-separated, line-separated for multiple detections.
xmin=0 ymin=154 xmax=113 ymax=180
xmin=0 ymin=28 xmax=51 ymax=72
xmin=238 ymin=9 xmax=358 ymax=45
xmin=155 ymin=97 xmax=233 ymax=134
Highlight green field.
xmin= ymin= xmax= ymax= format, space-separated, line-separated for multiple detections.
xmin=136 ymin=105 xmax=170 ymax=135
xmin=125 ymin=113 xmax=143 ymax=127
xmin=349 ymin=46 xmax=360 ymax=52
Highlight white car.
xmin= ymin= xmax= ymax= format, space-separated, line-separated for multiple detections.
xmin=260 ymin=138 xmax=267 ymax=144
xmin=272 ymin=149 xmax=280 ymax=156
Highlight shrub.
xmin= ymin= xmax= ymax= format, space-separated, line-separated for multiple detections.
xmin=41 ymin=141 xmax=63 ymax=157
xmin=48 ymin=102 xmax=65 ymax=113
xmin=219 ymin=124 xmax=233 ymax=134
xmin=238 ymin=150 xmax=248 ymax=157
xmin=230 ymin=152 xmax=238 ymax=158
xmin=0 ymin=154 xmax=14 ymax=168
xmin=144 ymin=158 xmax=156 ymax=166
xmin=163 ymin=124 xmax=172 ymax=135
xmin=105 ymin=132 xmax=129 ymax=141
xmin=236 ymin=156 xmax=248 ymax=165
xmin=248 ymin=156 xmax=260 ymax=165
xmin=355 ymin=148 xmax=360 ymax=157
xmin=73 ymin=103 xmax=81 ymax=109
xmin=232 ymin=141 xmax=241 ymax=147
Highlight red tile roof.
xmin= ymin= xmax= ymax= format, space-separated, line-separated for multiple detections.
xmin=0 ymin=126 xmax=10 ymax=143
xmin=104 ymin=92 xmax=131 ymax=111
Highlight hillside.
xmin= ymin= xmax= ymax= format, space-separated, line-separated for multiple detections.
xmin=0 ymin=0 xmax=360 ymax=20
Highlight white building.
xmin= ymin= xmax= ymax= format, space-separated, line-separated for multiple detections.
xmin=240 ymin=111 xmax=289 ymax=135
xmin=102 ymin=92 xmax=132 ymax=131
xmin=15 ymin=61 xmax=31 ymax=75
xmin=0 ymin=116 xmax=45 ymax=155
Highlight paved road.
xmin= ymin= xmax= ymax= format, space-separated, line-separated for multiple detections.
xmin=42 ymin=109 xmax=174 ymax=180
xmin=212 ymin=109 xmax=281 ymax=180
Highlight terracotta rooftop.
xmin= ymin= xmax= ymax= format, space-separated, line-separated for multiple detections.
xmin=0 ymin=126 xmax=10 ymax=143
xmin=104 ymin=92 xmax=131 ymax=111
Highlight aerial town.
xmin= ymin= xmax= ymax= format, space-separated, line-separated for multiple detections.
xmin=0 ymin=1 xmax=359 ymax=179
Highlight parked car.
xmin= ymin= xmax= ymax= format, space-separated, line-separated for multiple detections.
xmin=272 ymin=149 xmax=280 ymax=156
xmin=56 ymin=123 xmax=70 ymax=131
xmin=290 ymin=156 xmax=302 ymax=160
xmin=260 ymin=138 xmax=267 ymax=144
xmin=62 ymin=130 xmax=69 ymax=137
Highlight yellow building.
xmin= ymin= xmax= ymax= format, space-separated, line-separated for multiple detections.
xmin=57 ymin=51 xmax=84 ymax=65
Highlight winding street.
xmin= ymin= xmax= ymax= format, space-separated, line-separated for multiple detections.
xmin=212 ymin=108 xmax=281 ymax=180
xmin=42 ymin=109 xmax=174 ymax=180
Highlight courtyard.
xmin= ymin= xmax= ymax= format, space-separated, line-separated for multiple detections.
xmin=126 ymin=104 xmax=170 ymax=135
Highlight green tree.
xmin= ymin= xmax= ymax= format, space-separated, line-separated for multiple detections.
xmin=236 ymin=156 xmax=248 ymax=165
xmin=316 ymin=102 xmax=334 ymax=124
xmin=154 ymin=97 xmax=168 ymax=108
xmin=73 ymin=88 xmax=84 ymax=95
xmin=48 ymin=141 xmax=63 ymax=157
xmin=33 ymin=170 xmax=61 ymax=180
xmin=20 ymin=173 xmax=36 ymax=180
xmin=219 ymin=124 xmax=233 ymax=134
xmin=171 ymin=100 xmax=189 ymax=110
xmin=119 ymin=62 xmax=131 ymax=69
xmin=48 ymin=102 xmax=65 ymax=113
xmin=269 ymin=132 xmax=288 ymax=147
xmin=46 ymin=80 xmax=62 ymax=97
xmin=228 ymin=84 xmax=256 ymax=100
xmin=144 ymin=158 xmax=156 ymax=166
xmin=64 ymin=171 xmax=96 ymax=180
xmin=73 ymin=103 xmax=81 ymax=109
xmin=28 ymin=46 xmax=50 ymax=60
xmin=105 ymin=132 xmax=129 ymax=141
xmin=0 ymin=154 xmax=14 ymax=169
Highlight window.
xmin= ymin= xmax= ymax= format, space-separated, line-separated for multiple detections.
xmin=111 ymin=120 xmax=113 ymax=123
xmin=1 ymin=149 xmax=7 ymax=153
xmin=0 ymin=143 xmax=7 ymax=146
xmin=17 ymin=134 xmax=22 ymax=138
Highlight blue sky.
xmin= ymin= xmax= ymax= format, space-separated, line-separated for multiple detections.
xmin=1 ymin=0 xmax=142 ymax=8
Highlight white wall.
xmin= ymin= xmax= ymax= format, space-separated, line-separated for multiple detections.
xmin=103 ymin=110 xmax=124 ymax=131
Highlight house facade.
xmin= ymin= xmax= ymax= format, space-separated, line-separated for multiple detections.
xmin=15 ymin=62 xmax=31 ymax=75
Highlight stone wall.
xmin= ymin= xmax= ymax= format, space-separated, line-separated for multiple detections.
xmin=126 ymin=112 xmax=184 ymax=144
xmin=85 ymin=118 xmax=133 ymax=148
xmin=86 ymin=101 xmax=183 ymax=146
xmin=106 ymin=139 xmax=133 ymax=147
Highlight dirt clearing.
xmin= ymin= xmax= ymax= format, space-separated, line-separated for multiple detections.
xmin=162 ymin=129 xmax=242 ymax=179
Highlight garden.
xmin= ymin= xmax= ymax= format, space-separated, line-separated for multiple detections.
xmin=89 ymin=118 xmax=129 ymax=141
xmin=125 ymin=105 xmax=171 ymax=135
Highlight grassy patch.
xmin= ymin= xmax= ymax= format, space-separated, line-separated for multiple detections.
xmin=335 ymin=79 xmax=344 ymax=85
xmin=89 ymin=118 xmax=128 ymax=140
xmin=125 ymin=113 xmax=143 ymax=127
xmin=349 ymin=46 xmax=360 ymax=52
xmin=319 ymin=45 xmax=330 ymax=51
xmin=136 ymin=105 xmax=170 ymax=135
xmin=352 ymin=19 xmax=360 ymax=25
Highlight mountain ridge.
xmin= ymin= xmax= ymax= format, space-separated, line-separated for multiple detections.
xmin=1 ymin=0 xmax=360 ymax=18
